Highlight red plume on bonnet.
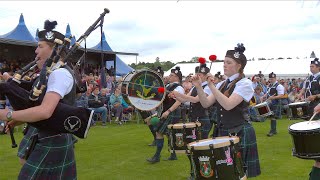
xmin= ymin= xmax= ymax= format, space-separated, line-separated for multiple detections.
xmin=198 ymin=57 xmax=206 ymax=64
xmin=209 ymin=55 xmax=217 ymax=62
xmin=158 ymin=87 xmax=165 ymax=94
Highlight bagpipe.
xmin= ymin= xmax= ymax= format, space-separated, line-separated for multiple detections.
xmin=2 ymin=9 xmax=110 ymax=145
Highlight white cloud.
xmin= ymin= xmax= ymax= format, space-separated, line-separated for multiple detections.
xmin=0 ymin=1 xmax=319 ymax=65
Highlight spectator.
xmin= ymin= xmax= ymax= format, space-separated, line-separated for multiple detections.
xmin=88 ymin=86 xmax=108 ymax=126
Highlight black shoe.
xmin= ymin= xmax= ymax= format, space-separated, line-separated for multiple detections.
xmin=164 ymin=155 xmax=178 ymax=161
xmin=146 ymin=156 xmax=160 ymax=164
xmin=267 ymin=131 xmax=277 ymax=137
xmin=148 ymin=140 xmax=156 ymax=146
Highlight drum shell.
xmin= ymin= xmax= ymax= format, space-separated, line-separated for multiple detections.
xmin=289 ymin=126 xmax=320 ymax=159
xmin=288 ymin=102 xmax=309 ymax=120
xmin=167 ymin=123 xmax=202 ymax=154
xmin=188 ymin=139 xmax=246 ymax=180
xmin=253 ymin=102 xmax=273 ymax=117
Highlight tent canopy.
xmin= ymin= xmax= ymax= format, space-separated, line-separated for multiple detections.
xmin=89 ymin=32 xmax=134 ymax=76
xmin=0 ymin=13 xmax=36 ymax=42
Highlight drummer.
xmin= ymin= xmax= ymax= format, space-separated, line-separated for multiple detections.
xmin=309 ymin=103 xmax=320 ymax=180
xmin=146 ymin=66 xmax=184 ymax=163
xmin=144 ymin=66 xmax=165 ymax=147
xmin=260 ymin=72 xmax=285 ymax=137
xmin=297 ymin=58 xmax=320 ymax=119
xmin=176 ymin=43 xmax=261 ymax=178
xmin=172 ymin=63 xmax=212 ymax=139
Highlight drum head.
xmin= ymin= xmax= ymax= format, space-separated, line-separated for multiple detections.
xmin=122 ymin=70 xmax=165 ymax=111
xmin=188 ymin=136 xmax=239 ymax=150
xmin=289 ymin=120 xmax=320 ymax=131
xmin=254 ymin=102 xmax=267 ymax=108
xmin=289 ymin=102 xmax=307 ymax=106
xmin=167 ymin=122 xmax=201 ymax=129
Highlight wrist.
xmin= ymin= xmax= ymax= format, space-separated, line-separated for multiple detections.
xmin=167 ymin=109 xmax=172 ymax=113
xmin=6 ymin=109 xmax=13 ymax=121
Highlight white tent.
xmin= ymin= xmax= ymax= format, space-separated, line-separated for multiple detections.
xmin=164 ymin=58 xmax=313 ymax=79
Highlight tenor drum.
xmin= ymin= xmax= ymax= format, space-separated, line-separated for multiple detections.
xmin=288 ymin=120 xmax=320 ymax=159
xmin=121 ymin=70 xmax=166 ymax=111
xmin=188 ymin=137 xmax=247 ymax=180
xmin=288 ymin=102 xmax=309 ymax=120
xmin=167 ymin=122 xmax=202 ymax=154
xmin=253 ymin=102 xmax=273 ymax=117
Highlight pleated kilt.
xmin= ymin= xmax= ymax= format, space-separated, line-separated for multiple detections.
xmin=216 ymin=122 xmax=261 ymax=178
xmin=17 ymin=125 xmax=38 ymax=159
xmin=155 ymin=109 xmax=181 ymax=134
xmin=18 ymin=133 xmax=77 ymax=180
xmin=269 ymin=100 xmax=282 ymax=119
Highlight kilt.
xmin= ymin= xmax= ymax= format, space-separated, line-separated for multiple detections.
xmin=155 ymin=109 xmax=181 ymax=134
xmin=18 ymin=133 xmax=77 ymax=180
xmin=17 ymin=125 xmax=38 ymax=159
xmin=216 ymin=122 xmax=261 ymax=178
xmin=269 ymin=100 xmax=282 ymax=119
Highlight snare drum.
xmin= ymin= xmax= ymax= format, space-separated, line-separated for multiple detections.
xmin=253 ymin=102 xmax=273 ymax=117
xmin=167 ymin=122 xmax=202 ymax=154
xmin=288 ymin=120 xmax=320 ymax=159
xmin=121 ymin=70 xmax=166 ymax=111
xmin=288 ymin=102 xmax=309 ymax=120
xmin=188 ymin=137 xmax=247 ymax=180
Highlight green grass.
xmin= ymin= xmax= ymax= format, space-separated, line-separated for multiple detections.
xmin=0 ymin=118 xmax=315 ymax=180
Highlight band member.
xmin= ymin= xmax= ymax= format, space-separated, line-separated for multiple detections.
xmin=298 ymin=58 xmax=320 ymax=119
xmin=309 ymin=103 xmax=320 ymax=180
xmin=1 ymin=20 xmax=77 ymax=179
xmin=260 ymin=72 xmax=285 ymax=137
xmin=213 ymin=71 xmax=224 ymax=85
xmin=187 ymin=44 xmax=261 ymax=177
xmin=146 ymin=67 xmax=184 ymax=163
xmin=172 ymin=63 xmax=212 ymax=139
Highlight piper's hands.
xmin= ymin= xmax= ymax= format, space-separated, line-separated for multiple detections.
xmin=161 ymin=111 xmax=170 ymax=119
xmin=307 ymin=95 xmax=317 ymax=102
xmin=206 ymin=73 xmax=215 ymax=86
xmin=5 ymin=120 xmax=23 ymax=133
xmin=190 ymin=75 xmax=202 ymax=88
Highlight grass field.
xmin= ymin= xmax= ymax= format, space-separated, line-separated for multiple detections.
xmin=0 ymin=118 xmax=315 ymax=180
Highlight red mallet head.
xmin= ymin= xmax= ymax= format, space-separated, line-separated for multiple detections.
xmin=198 ymin=57 xmax=206 ymax=64
xmin=158 ymin=87 xmax=165 ymax=93
xmin=209 ymin=55 xmax=217 ymax=62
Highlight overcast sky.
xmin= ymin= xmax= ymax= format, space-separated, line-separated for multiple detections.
xmin=0 ymin=1 xmax=319 ymax=65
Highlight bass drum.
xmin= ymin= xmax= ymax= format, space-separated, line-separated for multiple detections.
xmin=121 ymin=69 xmax=166 ymax=111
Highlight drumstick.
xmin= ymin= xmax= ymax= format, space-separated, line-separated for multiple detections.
xmin=308 ymin=112 xmax=318 ymax=123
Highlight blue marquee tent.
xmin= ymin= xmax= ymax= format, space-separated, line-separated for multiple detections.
xmin=90 ymin=32 xmax=134 ymax=76
xmin=65 ymin=24 xmax=76 ymax=46
xmin=0 ymin=13 xmax=36 ymax=42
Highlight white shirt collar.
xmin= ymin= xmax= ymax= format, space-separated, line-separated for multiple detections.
xmin=227 ymin=73 xmax=239 ymax=82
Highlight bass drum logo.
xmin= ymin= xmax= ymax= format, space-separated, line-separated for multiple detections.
xmin=64 ymin=116 xmax=81 ymax=132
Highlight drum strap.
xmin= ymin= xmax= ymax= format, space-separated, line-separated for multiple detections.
xmin=229 ymin=140 xmax=241 ymax=178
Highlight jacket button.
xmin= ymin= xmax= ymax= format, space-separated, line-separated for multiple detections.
xmin=220 ymin=109 xmax=223 ymax=111
xmin=220 ymin=115 xmax=223 ymax=117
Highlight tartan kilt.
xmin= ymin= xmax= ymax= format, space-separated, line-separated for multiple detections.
xmin=216 ymin=122 xmax=261 ymax=178
xmin=155 ymin=109 xmax=181 ymax=134
xmin=18 ymin=133 xmax=77 ymax=180
xmin=269 ymin=100 xmax=282 ymax=119
xmin=17 ymin=125 xmax=38 ymax=159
